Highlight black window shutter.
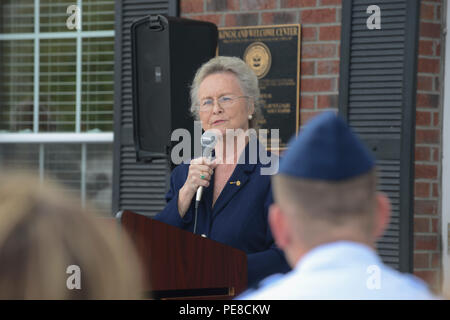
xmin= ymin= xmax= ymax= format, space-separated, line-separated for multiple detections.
xmin=112 ymin=0 xmax=178 ymax=216
xmin=339 ymin=0 xmax=420 ymax=272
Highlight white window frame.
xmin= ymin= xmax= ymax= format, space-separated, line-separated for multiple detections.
xmin=0 ymin=0 xmax=115 ymax=133
xmin=0 ymin=0 xmax=115 ymax=209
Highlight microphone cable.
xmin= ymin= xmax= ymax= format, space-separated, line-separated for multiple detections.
xmin=193 ymin=199 xmax=200 ymax=234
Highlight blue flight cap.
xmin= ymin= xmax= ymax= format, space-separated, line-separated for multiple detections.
xmin=279 ymin=112 xmax=375 ymax=181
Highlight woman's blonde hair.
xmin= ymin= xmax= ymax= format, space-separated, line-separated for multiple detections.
xmin=0 ymin=171 xmax=143 ymax=299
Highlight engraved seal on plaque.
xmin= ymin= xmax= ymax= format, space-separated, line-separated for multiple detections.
xmin=243 ymin=41 xmax=272 ymax=79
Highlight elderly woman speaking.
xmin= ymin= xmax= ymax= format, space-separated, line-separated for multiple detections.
xmin=154 ymin=56 xmax=290 ymax=286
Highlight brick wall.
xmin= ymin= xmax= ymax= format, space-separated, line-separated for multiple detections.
xmin=414 ymin=0 xmax=443 ymax=292
xmin=180 ymin=0 xmax=444 ymax=292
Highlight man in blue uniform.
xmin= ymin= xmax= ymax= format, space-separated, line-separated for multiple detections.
xmin=240 ymin=112 xmax=436 ymax=299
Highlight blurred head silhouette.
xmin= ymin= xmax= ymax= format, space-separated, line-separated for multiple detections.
xmin=0 ymin=171 xmax=143 ymax=299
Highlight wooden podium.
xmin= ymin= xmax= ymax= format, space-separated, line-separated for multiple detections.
xmin=118 ymin=210 xmax=247 ymax=299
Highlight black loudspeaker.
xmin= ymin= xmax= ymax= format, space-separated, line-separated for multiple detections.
xmin=131 ymin=15 xmax=218 ymax=162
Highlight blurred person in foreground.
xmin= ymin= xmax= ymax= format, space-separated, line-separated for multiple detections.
xmin=0 ymin=172 xmax=143 ymax=299
xmin=239 ymin=112 xmax=436 ymax=299
xmin=154 ymin=56 xmax=290 ymax=286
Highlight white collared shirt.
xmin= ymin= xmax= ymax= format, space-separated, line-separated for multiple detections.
xmin=239 ymin=241 xmax=437 ymax=300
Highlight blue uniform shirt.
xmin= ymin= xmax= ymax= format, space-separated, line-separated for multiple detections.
xmin=153 ymin=140 xmax=291 ymax=286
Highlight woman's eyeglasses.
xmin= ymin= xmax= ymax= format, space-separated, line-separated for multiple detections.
xmin=198 ymin=95 xmax=249 ymax=111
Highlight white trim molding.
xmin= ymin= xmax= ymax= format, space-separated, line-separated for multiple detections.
xmin=0 ymin=30 xmax=114 ymax=41
xmin=0 ymin=133 xmax=114 ymax=144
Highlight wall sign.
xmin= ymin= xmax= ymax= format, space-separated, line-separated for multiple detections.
xmin=218 ymin=24 xmax=301 ymax=150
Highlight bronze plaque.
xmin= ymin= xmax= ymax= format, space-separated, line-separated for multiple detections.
xmin=218 ymin=24 xmax=301 ymax=150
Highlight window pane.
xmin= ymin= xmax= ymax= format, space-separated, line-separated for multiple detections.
xmin=44 ymin=143 xmax=81 ymax=194
xmin=0 ymin=143 xmax=39 ymax=169
xmin=0 ymin=40 xmax=35 ymax=132
xmin=40 ymin=0 xmax=75 ymax=33
xmin=83 ymin=0 xmax=115 ymax=31
xmin=0 ymin=0 xmax=34 ymax=34
xmin=86 ymin=144 xmax=112 ymax=214
xmin=39 ymin=38 xmax=76 ymax=131
xmin=82 ymin=37 xmax=114 ymax=132
xmin=0 ymin=142 xmax=113 ymax=216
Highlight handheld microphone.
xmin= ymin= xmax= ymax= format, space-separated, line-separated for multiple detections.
xmin=193 ymin=130 xmax=218 ymax=234
xmin=196 ymin=130 xmax=217 ymax=202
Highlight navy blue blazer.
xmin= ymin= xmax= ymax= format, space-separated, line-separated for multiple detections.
xmin=153 ymin=141 xmax=291 ymax=286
